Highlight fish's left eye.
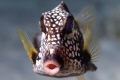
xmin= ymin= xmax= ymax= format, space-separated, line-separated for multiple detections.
xmin=64 ymin=16 xmax=74 ymax=34
xmin=40 ymin=16 xmax=46 ymax=33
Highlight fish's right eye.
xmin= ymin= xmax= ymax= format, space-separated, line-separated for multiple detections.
xmin=64 ymin=15 xmax=74 ymax=34
xmin=40 ymin=16 xmax=46 ymax=33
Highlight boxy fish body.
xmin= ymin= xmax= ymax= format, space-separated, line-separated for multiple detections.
xmin=17 ymin=1 xmax=100 ymax=79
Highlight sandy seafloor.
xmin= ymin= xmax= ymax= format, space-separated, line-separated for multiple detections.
xmin=0 ymin=0 xmax=120 ymax=80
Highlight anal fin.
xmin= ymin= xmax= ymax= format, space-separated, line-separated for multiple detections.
xmin=76 ymin=75 xmax=85 ymax=80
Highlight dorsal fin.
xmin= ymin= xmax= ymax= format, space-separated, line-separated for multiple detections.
xmin=17 ymin=29 xmax=38 ymax=64
xmin=83 ymin=27 xmax=101 ymax=62
xmin=75 ymin=5 xmax=100 ymax=62
xmin=75 ymin=5 xmax=96 ymax=34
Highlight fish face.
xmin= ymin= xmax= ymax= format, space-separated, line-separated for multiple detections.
xmin=33 ymin=2 xmax=85 ymax=77
xmin=18 ymin=1 xmax=100 ymax=78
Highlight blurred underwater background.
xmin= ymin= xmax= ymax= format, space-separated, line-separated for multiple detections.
xmin=0 ymin=0 xmax=120 ymax=80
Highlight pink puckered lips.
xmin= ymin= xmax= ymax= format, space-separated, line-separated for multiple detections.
xmin=44 ymin=60 xmax=60 ymax=75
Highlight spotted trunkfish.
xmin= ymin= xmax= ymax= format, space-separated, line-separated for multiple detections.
xmin=17 ymin=1 xmax=100 ymax=80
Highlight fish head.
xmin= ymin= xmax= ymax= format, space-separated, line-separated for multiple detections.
xmin=40 ymin=2 xmax=74 ymax=36
xmin=18 ymin=1 xmax=99 ymax=78
xmin=33 ymin=2 xmax=82 ymax=77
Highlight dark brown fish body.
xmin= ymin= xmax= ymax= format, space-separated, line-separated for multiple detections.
xmin=18 ymin=1 xmax=100 ymax=78
xmin=33 ymin=2 xmax=97 ymax=77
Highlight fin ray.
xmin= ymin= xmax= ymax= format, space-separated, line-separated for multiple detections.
xmin=83 ymin=27 xmax=101 ymax=62
xmin=75 ymin=5 xmax=96 ymax=34
xmin=17 ymin=28 xmax=38 ymax=63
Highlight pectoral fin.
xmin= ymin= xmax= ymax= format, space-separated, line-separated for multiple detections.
xmin=83 ymin=27 xmax=101 ymax=62
xmin=17 ymin=29 xmax=38 ymax=64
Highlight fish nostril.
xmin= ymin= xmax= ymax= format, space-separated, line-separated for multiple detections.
xmin=47 ymin=64 xmax=57 ymax=70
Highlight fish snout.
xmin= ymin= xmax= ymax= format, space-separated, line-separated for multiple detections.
xmin=44 ymin=60 xmax=60 ymax=75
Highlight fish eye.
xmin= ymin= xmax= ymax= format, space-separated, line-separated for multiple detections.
xmin=64 ymin=16 xmax=74 ymax=34
xmin=40 ymin=16 xmax=46 ymax=33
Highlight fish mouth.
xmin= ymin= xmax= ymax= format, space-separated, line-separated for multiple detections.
xmin=44 ymin=60 xmax=60 ymax=75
